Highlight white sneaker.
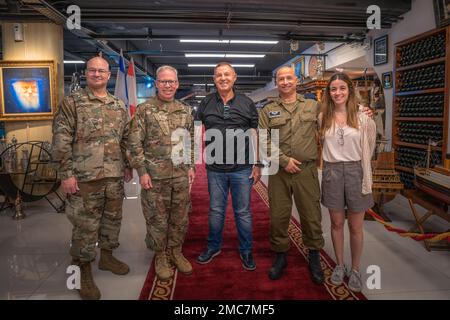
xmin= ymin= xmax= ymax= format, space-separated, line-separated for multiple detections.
xmin=330 ymin=265 xmax=346 ymax=286
xmin=348 ymin=269 xmax=363 ymax=292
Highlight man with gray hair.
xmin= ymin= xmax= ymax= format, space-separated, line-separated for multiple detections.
xmin=128 ymin=65 xmax=195 ymax=280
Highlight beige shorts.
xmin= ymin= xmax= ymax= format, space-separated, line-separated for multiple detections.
xmin=321 ymin=161 xmax=374 ymax=212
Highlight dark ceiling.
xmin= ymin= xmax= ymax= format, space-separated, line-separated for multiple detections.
xmin=0 ymin=0 xmax=412 ymax=99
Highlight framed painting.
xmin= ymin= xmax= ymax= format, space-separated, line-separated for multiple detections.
xmin=373 ymin=35 xmax=388 ymax=66
xmin=382 ymin=71 xmax=393 ymax=89
xmin=0 ymin=61 xmax=57 ymax=121
xmin=434 ymin=0 xmax=450 ymax=28
xmin=291 ymin=56 xmax=305 ymax=83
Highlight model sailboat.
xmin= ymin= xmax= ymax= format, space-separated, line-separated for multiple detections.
xmin=413 ymin=139 xmax=450 ymax=205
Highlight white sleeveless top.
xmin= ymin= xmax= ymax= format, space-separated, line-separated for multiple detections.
xmin=322 ymin=123 xmax=362 ymax=162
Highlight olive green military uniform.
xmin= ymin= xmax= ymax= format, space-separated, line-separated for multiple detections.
xmin=259 ymin=94 xmax=324 ymax=252
xmin=128 ymin=96 xmax=194 ymax=252
xmin=51 ymin=87 xmax=130 ymax=262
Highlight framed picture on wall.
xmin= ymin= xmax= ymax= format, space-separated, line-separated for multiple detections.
xmin=291 ymin=56 xmax=305 ymax=83
xmin=382 ymin=71 xmax=393 ymax=89
xmin=433 ymin=0 xmax=450 ymax=27
xmin=374 ymin=35 xmax=388 ymax=66
xmin=0 ymin=61 xmax=57 ymax=121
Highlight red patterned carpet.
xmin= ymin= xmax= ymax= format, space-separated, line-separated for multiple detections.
xmin=139 ymin=165 xmax=366 ymax=300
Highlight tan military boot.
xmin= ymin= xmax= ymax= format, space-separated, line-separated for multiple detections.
xmin=154 ymin=251 xmax=174 ymax=280
xmin=98 ymin=249 xmax=130 ymax=275
xmin=169 ymin=246 xmax=193 ymax=275
xmin=79 ymin=262 xmax=101 ymax=300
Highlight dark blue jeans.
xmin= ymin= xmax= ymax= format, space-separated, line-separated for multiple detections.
xmin=206 ymin=167 xmax=253 ymax=254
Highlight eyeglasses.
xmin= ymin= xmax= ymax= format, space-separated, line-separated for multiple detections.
xmin=277 ymin=76 xmax=295 ymax=83
xmin=337 ymin=127 xmax=344 ymax=145
xmin=86 ymin=68 xmax=110 ymax=75
xmin=157 ymin=80 xmax=178 ymax=86
xmin=223 ymin=104 xmax=231 ymax=119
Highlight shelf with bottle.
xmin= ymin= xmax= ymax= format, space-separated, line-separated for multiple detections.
xmin=394 ymin=121 xmax=444 ymax=149
xmin=395 ymin=88 xmax=445 ymax=96
xmin=393 ymin=26 xmax=449 ymax=189
xmin=395 ymin=118 xmax=443 ymax=122
xmin=398 ymin=171 xmax=416 ymax=189
xmin=395 ymin=63 xmax=445 ymax=93
xmin=395 ymin=92 xmax=445 ymax=118
xmin=396 ymin=57 xmax=446 ymax=72
xmin=396 ymin=30 xmax=446 ymax=68
xmin=394 ymin=141 xmax=442 ymax=151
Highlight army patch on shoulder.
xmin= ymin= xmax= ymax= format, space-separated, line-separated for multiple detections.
xmin=269 ymin=111 xmax=281 ymax=118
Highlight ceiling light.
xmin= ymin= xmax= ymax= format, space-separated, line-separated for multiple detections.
xmin=193 ymin=83 xmax=215 ymax=86
xmin=188 ymin=64 xmax=255 ymax=68
xmin=188 ymin=64 xmax=217 ymax=67
xmin=64 ymin=60 xmax=85 ymax=64
xmin=180 ymin=39 xmax=229 ymax=43
xmin=185 ymin=54 xmax=225 ymax=58
xmin=230 ymin=64 xmax=255 ymax=68
xmin=225 ymin=54 xmax=265 ymax=58
xmin=186 ymin=53 xmax=265 ymax=58
xmin=229 ymin=40 xmax=278 ymax=44
xmin=196 ymin=95 xmax=206 ymax=98
xmin=180 ymin=39 xmax=278 ymax=44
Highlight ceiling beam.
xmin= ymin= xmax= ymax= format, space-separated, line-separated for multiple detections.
xmin=89 ymin=34 xmax=362 ymax=43
xmin=17 ymin=0 xmax=151 ymax=77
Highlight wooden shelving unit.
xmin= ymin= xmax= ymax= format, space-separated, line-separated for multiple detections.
xmin=393 ymin=26 xmax=450 ymax=189
xmin=394 ymin=117 xmax=444 ymax=122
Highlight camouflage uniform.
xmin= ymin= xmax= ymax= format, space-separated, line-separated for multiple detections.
xmin=51 ymin=87 xmax=130 ymax=262
xmin=128 ymin=96 xmax=194 ymax=252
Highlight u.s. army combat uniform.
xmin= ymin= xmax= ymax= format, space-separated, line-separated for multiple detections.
xmin=259 ymin=94 xmax=324 ymax=252
xmin=128 ymin=96 xmax=194 ymax=253
xmin=51 ymin=87 xmax=130 ymax=262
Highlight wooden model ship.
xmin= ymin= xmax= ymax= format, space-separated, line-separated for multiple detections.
xmin=413 ymin=140 xmax=450 ymax=205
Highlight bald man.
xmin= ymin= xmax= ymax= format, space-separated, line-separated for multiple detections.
xmin=52 ymin=56 xmax=133 ymax=300
xmin=259 ymin=66 xmax=325 ymax=283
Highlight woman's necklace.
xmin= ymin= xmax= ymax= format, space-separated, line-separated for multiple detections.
xmin=334 ymin=111 xmax=347 ymax=128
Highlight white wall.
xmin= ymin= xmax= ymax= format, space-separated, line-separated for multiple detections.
xmin=367 ymin=0 xmax=436 ymax=150
xmin=247 ymin=82 xmax=277 ymax=102
xmin=326 ymin=44 xmax=369 ymax=70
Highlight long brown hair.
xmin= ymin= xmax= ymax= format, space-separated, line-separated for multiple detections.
xmin=320 ymin=72 xmax=359 ymax=137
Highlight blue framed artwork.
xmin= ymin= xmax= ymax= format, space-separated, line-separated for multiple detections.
xmin=382 ymin=71 xmax=393 ymax=89
xmin=0 ymin=61 xmax=57 ymax=121
xmin=291 ymin=56 xmax=305 ymax=83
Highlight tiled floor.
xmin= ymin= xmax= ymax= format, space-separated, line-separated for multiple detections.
xmin=0 ymin=173 xmax=449 ymax=300
xmin=271 ymin=173 xmax=450 ymax=300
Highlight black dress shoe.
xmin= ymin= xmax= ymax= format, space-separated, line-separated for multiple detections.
xmin=268 ymin=252 xmax=287 ymax=280
xmin=308 ymin=250 xmax=324 ymax=284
